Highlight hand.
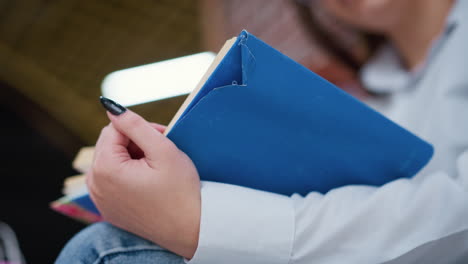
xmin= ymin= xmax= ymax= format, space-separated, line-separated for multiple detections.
xmin=87 ymin=109 xmax=201 ymax=259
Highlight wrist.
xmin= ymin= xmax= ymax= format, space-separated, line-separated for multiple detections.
xmin=149 ymin=191 xmax=201 ymax=259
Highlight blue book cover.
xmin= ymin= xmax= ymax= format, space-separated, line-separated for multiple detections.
xmin=54 ymin=30 xmax=433 ymax=221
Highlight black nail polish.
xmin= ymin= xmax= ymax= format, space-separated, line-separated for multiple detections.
xmin=99 ymin=96 xmax=127 ymax=115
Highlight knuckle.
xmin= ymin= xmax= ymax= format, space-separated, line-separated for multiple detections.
xmin=159 ymin=138 xmax=174 ymax=150
xmin=91 ymin=164 xmax=102 ymax=178
xmin=86 ymin=177 xmax=97 ymax=195
xmin=92 ymin=160 xmax=110 ymax=179
xmin=85 ymin=173 xmax=92 ymax=186
xmin=89 ymin=162 xmax=120 ymax=193
xmin=161 ymin=141 xmax=182 ymax=159
xmin=157 ymin=139 xmax=177 ymax=157
xmin=100 ymin=124 xmax=111 ymax=135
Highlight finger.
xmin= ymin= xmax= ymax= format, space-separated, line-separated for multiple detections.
xmin=149 ymin=123 xmax=167 ymax=134
xmin=127 ymin=124 xmax=165 ymax=159
xmin=94 ymin=123 xmax=131 ymax=166
xmin=106 ymin=110 xmax=171 ymax=161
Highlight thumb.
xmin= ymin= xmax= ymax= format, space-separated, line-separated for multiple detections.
xmin=100 ymin=97 xmax=170 ymax=161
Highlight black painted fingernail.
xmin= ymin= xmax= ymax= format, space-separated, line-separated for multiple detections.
xmin=99 ymin=96 xmax=127 ymax=115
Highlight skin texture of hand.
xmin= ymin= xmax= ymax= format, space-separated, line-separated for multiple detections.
xmin=87 ymin=110 xmax=201 ymax=259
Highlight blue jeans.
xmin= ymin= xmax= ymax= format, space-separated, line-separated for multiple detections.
xmin=55 ymin=222 xmax=184 ymax=264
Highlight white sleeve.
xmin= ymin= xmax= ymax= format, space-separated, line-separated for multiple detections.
xmin=187 ymin=151 xmax=468 ymax=264
xmin=187 ymin=181 xmax=295 ymax=264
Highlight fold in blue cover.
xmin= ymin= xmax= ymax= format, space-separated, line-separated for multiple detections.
xmin=167 ymin=30 xmax=433 ymax=196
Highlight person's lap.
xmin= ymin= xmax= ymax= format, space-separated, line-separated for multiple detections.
xmin=55 ymin=222 xmax=184 ymax=264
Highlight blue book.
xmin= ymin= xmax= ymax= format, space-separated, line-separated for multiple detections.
xmin=53 ymin=30 xmax=433 ymax=222
xmin=165 ymin=30 xmax=433 ymax=195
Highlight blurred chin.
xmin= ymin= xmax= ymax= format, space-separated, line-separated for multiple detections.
xmin=336 ymin=0 xmax=391 ymax=10
xmin=321 ymin=0 xmax=394 ymax=31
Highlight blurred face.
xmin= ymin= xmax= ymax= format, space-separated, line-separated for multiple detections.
xmin=319 ymin=0 xmax=412 ymax=33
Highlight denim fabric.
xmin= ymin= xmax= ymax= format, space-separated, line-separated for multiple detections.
xmin=55 ymin=222 xmax=184 ymax=264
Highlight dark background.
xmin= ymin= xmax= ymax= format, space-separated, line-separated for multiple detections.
xmin=0 ymin=82 xmax=84 ymax=263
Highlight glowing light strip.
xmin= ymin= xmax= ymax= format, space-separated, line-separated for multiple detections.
xmin=102 ymin=52 xmax=216 ymax=106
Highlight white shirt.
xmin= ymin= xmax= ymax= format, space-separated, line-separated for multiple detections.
xmin=188 ymin=1 xmax=468 ymax=263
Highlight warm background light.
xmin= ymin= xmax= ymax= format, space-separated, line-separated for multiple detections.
xmin=102 ymin=52 xmax=216 ymax=107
